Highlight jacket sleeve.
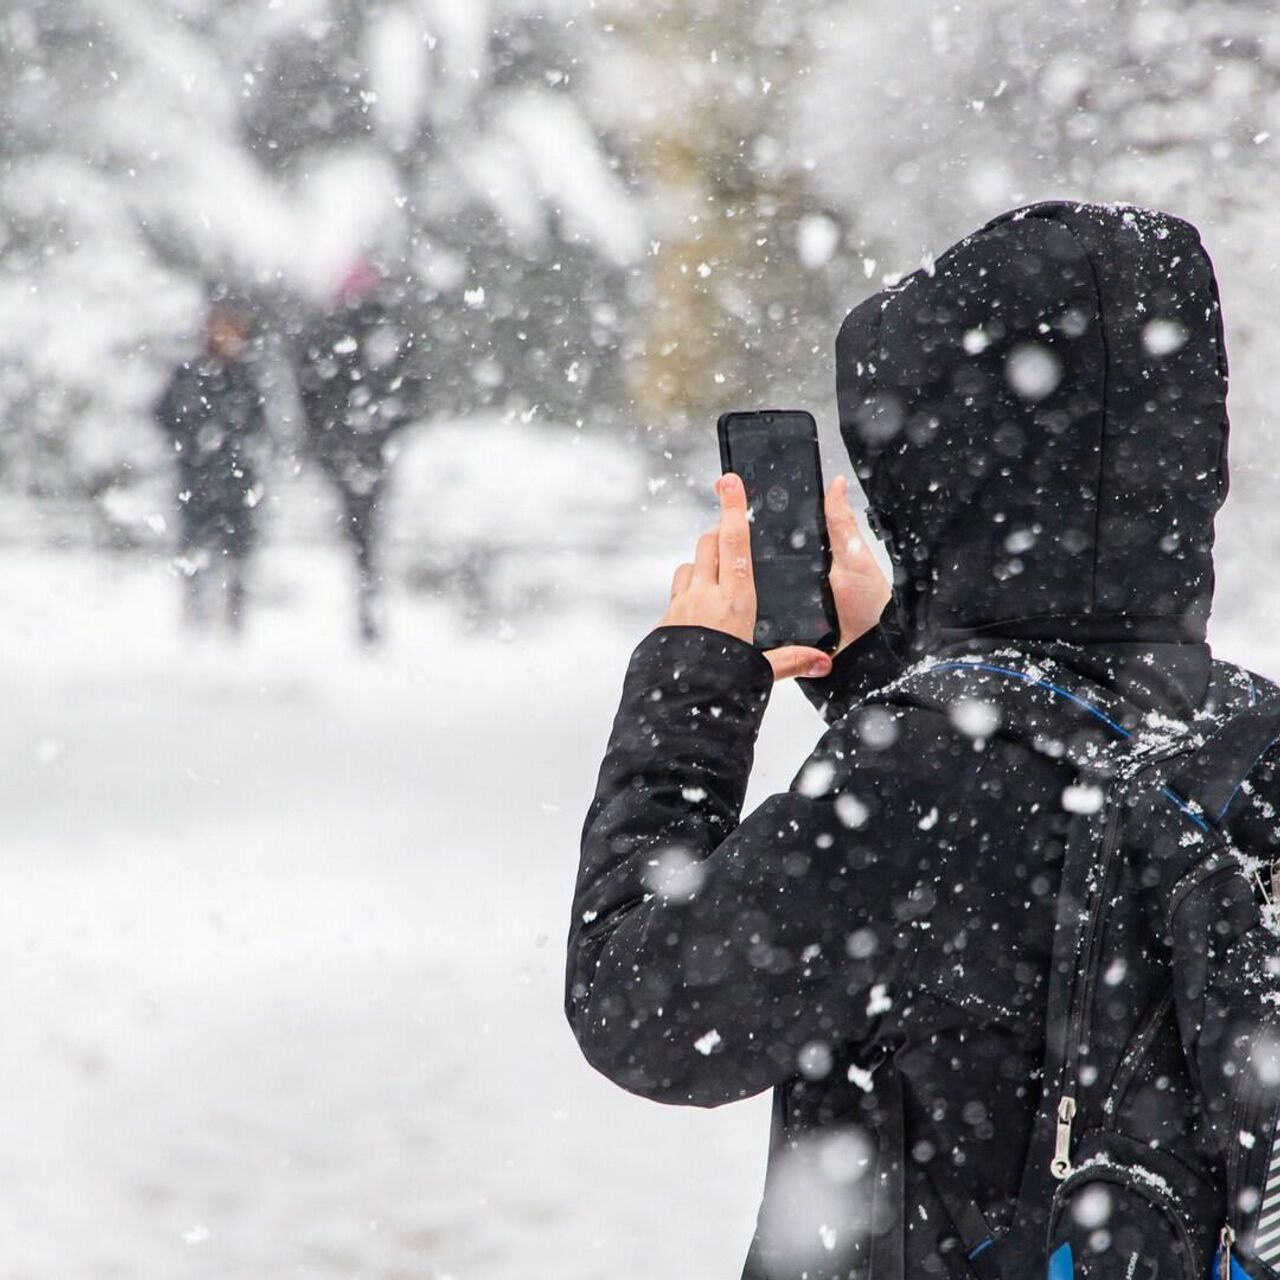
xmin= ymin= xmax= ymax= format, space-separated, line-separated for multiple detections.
xmin=795 ymin=612 xmax=905 ymax=725
xmin=565 ymin=624 xmax=922 ymax=1108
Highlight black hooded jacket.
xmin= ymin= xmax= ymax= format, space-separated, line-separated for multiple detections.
xmin=565 ymin=202 xmax=1236 ymax=1279
xmin=155 ymin=356 xmax=266 ymax=553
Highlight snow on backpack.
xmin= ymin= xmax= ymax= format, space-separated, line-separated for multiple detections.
xmin=875 ymin=651 xmax=1280 ymax=1280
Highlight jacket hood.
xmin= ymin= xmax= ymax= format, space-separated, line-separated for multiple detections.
xmin=837 ymin=200 xmax=1231 ymax=656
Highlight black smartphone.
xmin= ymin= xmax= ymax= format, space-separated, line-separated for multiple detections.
xmin=716 ymin=409 xmax=838 ymax=652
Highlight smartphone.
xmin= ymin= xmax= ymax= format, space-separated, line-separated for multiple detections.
xmin=716 ymin=409 xmax=838 ymax=652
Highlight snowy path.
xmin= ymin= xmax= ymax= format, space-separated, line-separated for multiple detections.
xmin=0 ymin=548 xmax=828 ymax=1280
xmin=3 ymin=547 xmax=1272 ymax=1279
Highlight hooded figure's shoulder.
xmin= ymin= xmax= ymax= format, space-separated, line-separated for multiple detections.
xmin=801 ymin=675 xmax=1043 ymax=795
xmin=1202 ymin=655 xmax=1280 ymax=719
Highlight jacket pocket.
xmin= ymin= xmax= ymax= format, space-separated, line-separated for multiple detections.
xmin=1046 ymin=1134 xmax=1218 ymax=1280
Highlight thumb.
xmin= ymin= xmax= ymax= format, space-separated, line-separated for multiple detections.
xmin=764 ymin=646 xmax=833 ymax=683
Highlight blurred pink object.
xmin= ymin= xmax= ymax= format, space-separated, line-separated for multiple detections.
xmin=334 ymin=257 xmax=380 ymax=306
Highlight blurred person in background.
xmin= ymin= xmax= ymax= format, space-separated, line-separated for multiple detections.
xmin=155 ymin=299 xmax=266 ymax=633
xmin=296 ymin=259 xmax=421 ymax=647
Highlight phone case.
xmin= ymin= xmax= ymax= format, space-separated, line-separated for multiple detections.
xmin=716 ymin=410 xmax=839 ymax=652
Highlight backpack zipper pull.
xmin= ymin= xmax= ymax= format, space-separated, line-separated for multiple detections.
xmin=1051 ymin=1095 xmax=1076 ymax=1180
xmin=1219 ymin=1225 xmax=1234 ymax=1280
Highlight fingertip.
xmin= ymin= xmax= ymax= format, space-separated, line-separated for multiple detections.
xmin=765 ymin=646 xmax=833 ymax=682
xmin=719 ymin=472 xmax=747 ymax=512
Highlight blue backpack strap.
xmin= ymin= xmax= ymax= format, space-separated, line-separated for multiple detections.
xmin=1047 ymin=1242 xmax=1073 ymax=1280
xmin=880 ymin=653 xmax=1147 ymax=772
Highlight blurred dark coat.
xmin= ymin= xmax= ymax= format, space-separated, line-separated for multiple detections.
xmin=566 ymin=202 xmax=1241 ymax=1279
xmin=155 ymin=356 xmax=265 ymax=554
xmin=296 ymin=299 xmax=418 ymax=518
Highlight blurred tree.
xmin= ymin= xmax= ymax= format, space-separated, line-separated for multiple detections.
xmin=596 ymin=0 xmax=864 ymax=435
xmin=796 ymin=0 xmax=1280 ymax=598
xmin=799 ymin=0 xmax=1280 ymax=270
xmin=0 ymin=0 xmax=645 ymax=536
xmin=0 ymin=0 xmax=189 ymax=522
xmin=225 ymin=0 xmax=646 ymax=426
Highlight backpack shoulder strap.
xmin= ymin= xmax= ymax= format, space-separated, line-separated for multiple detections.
xmin=1163 ymin=685 xmax=1280 ymax=829
xmin=861 ymin=652 xmax=1155 ymax=1267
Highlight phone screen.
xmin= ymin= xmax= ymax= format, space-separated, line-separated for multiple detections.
xmin=718 ymin=411 xmax=837 ymax=651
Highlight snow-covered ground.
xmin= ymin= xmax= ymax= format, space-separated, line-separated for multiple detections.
xmin=0 ymin=543 xmax=835 ymax=1280
xmin=5 ymin=535 xmax=1275 ymax=1279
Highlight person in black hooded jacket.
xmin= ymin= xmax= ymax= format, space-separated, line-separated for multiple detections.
xmin=155 ymin=302 xmax=266 ymax=630
xmin=565 ymin=200 xmax=1234 ymax=1280
xmin=296 ymin=269 xmax=421 ymax=647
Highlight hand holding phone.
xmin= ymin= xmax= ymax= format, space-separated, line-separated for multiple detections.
xmin=660 ymin=470 xmax=836 ymax=682
xmin=659 ymin=410 xmax=891 ymax=680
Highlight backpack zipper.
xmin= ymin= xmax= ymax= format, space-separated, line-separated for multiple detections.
xmin=1226 ymin=1016 xmax=1270 ymax=1238
xmin=1051 ymin=749 xmax=1198 ymax=1179
xmin=1051 ymin=790 xmax=1129 ymax=1178
xmin=1051 ymin=1095 xmax=1076 ymax=1180
xmin=1048 ymin=1160 xmax=1201 ymax=1275
xmin=1042 ymin=677 xmax=1267 ymax=1182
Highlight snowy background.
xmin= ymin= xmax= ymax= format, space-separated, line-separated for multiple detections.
xmin=5 ymin=0 xmax=1280 ymax=1275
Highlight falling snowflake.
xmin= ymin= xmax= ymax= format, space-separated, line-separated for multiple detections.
xmin=694 ymin=1029 xmax=722 ymax=1056
xmin=1062 ymin=783 xmax=1105 ymax=814
xmin=1005 ymin=342 xmax=1062 ymax=400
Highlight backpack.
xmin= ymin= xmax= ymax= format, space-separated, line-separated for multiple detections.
xmin=864 ymin=649 xmax=1280 ymax=1280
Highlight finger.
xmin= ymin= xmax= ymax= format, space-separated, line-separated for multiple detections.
xmin=717 ymin=472 xmax=752 ymax=585
xmin=826 ymin=476 xmax=866 ymax=566
xmin=670 ymin=562 xmax=694 ymax=599
xmin=764 ymin=646 xmax=834 ymax=683
xmin=692 ymin=529 xmax=719 ymax=583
